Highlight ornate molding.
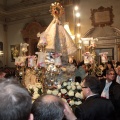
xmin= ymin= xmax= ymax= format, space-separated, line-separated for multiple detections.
xmin=90 ymin=6 xmax=114 ymax=27
xmin=21 ymin=21 xmax=46 ymax=55
xmin=21 ymin=22 xmax=46 ymax=39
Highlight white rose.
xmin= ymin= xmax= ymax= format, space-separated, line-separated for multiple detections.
xmin=33 ymin=93 xmax=40 ymax=99
xmin=69 ymin=100 xmax=74 ymax=106
xmin=67 ymin=82 xmax=71 ymax=86
xmin=71 ymin=82 xmax=75 ymax=86
xmin=58 ymin=93 xmax=61 ymax=97
xmin=39 ymin=84 xmax=43 ymax=89
xmin=68 ymin=90 xmax=74 ymax=96
xmin=52 ymin=90 xmax=59 ymax=95
xmin=67 ymin=85 xmax=71 ymax=90
xmin=76 ymin=82 xmax=79 ymax=86
xmin=28 ymin=84 xmax=32 ymax=89
xmin=36 ymin=83 xmax=42 ymax=88
xmin=57 ymin=84 xmax=61 ymax=89
xmin=63 ymin=82 xmax=68 ymax=86
xmin=47 ymin=90 xmax=52 ymax=94
xmin=61 ymin=89 xmax=67 ymax=94
xmin=74 ymin=101 xmax=82 ymax=105
xmin=29 ymin=86 xmax=33 ymax=90
xmin=75 ymin=92 xmax=81 ymax=98
xmin=71 ymin=85 xmax=76 ymax=90
xmin=34 ymin=87 xmax=38 ymax=92
xmin=34 ymin=91 xmax=38 ymax=94
xmin=77 ymin=85 xmax=81 ymax=90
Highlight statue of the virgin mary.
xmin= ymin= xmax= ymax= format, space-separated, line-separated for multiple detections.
xmin=37 ymin=2 xmax=77 ymax=65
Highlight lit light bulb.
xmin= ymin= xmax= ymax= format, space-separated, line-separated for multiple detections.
xmin=74 ymin=6 xmax=79 ymax=11
xmin=76 ymin=12 xmax=80 ymax=17
xmin=77 ymin=23 xmax=81 ymax=27
xmin=79 ymin=46 xmax=82 ymax=49
xmin=77 ymin=34 xmax=81 ymax=38
xmin=78 ymin=40 xmax=82 ymax=43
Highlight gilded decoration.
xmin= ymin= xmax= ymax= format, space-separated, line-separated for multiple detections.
xmin=49 ymin=2 xmax=64 ymax=18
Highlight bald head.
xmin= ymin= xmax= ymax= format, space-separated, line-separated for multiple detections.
xmin=32 ymin=94 xmax=65 ymax=120
xmin=42 ymin=94 xmax=60 ymax=103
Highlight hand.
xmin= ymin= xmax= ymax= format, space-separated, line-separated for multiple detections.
xmin=63 ymin=101 xmax=77 ymax=120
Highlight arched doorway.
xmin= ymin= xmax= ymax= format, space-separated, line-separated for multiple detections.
xmin=21 ymin=22 xmax=46 ymax=55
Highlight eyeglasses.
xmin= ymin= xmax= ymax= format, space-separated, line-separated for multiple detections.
xmin=80 ymin=85 xmax=88 ymax=88
xmin=108 ymin=73 xmax=115 ymax=75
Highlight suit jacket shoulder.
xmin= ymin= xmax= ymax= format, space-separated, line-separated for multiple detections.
xmin=75 ymin=95 xmax=115 ymax=120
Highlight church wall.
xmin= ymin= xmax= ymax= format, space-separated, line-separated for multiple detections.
xmin=0 ymin=24 xmax=5 ymax=67
xmin=6 ymin=16 xmax=52 ymax=67
xmin=80 ymin=0 xmax=120 ymax=36
xmin=7 ymin=22 xmax=25 ymax=67
xmin=65 ymin=0 xmax=120 ymax=36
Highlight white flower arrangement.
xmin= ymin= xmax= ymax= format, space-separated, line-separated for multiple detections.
xmin=71 ymin=85 xmax=76 ymax=90
xmin=61 ymin=89 xmax=67 ymax=94
xmin=69 ymin=100 xmax=74 ymax=106
xmin=47 ymin=81 xmax=83 ymax=107
xmin=63 ymin=82 xmax=68 ymax=86
xmin=57 ymin=84 xmax=62 ymax=89
xmin=27 ymin=81 xmax=83 ymax=107
xmin=27 ymin=82 xmax=43 ymax=100
xmin=52 ymin=89 xmax=59 ymax=95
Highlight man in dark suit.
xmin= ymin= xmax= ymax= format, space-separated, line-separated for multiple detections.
xmin=75 ymin=75 xmax=116 ymax=120
xmin=100 ymin=69 xmax=120 ymax=120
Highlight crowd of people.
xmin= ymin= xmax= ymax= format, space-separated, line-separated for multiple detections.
xmin=74 ymin=60 xmax=120 ymax=120
xmin=0 ymin=60 xmax=120 ymax=120
xmin=75 ymin=60 xmax=120 ymax=82
xmin=0 ymin=77 xmax=77 ymax=120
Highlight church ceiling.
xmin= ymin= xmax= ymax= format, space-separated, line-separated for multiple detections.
xmin=0 ymin=0 xmax=77 ymax=24
xmin=0 ymin=0 xmax=49 ymax=8
xmin=0 ymin=0 xmax=57 ymax=24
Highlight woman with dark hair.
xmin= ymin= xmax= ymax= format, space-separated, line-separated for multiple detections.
xmin=102 ymin=61 xmax=116 ymax=78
